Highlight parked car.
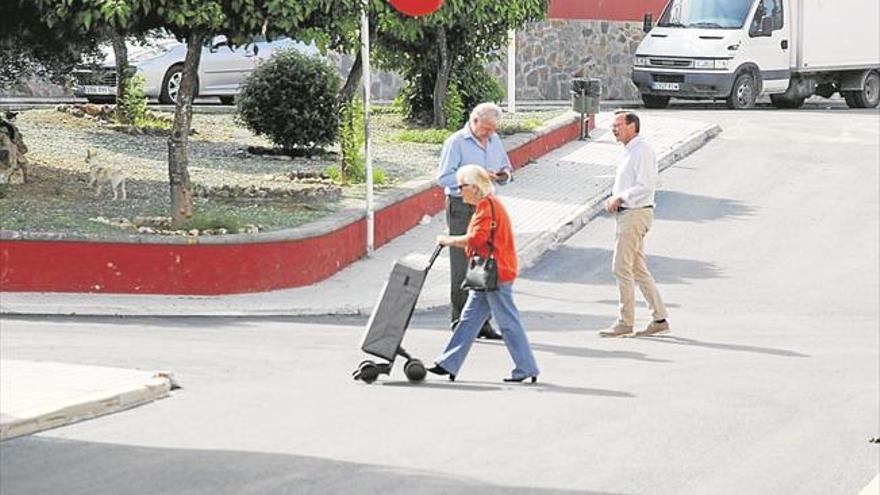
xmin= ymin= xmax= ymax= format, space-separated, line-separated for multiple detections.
xmin=74 ymin=35 xmax=316 ymax=104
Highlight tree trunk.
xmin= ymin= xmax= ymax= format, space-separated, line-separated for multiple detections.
xmin=110 ymin=33 xmax=130 ymax=122
xmin=167 ymin=31 xmax=203 ymax=229
xmin=339 ymin=50 xmax=362 ymax=105
xmin=432 ymin=26 xmax=451 ymax=129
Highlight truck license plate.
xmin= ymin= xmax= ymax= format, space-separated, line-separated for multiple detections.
xmin=81 ymin=85 xmax=115 ymax=95
xmin=652 ymin=82 xmax=680 ymax=91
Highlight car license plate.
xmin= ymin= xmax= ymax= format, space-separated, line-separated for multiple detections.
xmin=652 ymin=82 xmax=680 ymax=91
xmin=80 ymin=85 xmax=115 ymax=95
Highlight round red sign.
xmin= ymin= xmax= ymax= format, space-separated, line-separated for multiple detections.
xmin=388 ymin=0 xmax=443 ymax=16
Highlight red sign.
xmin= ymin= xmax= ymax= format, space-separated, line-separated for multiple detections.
xmin=388 ymin=0 xmax=443 ymax=16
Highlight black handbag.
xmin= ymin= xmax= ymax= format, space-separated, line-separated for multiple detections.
xmin=461 ymin=197 xmax=499 ymax=292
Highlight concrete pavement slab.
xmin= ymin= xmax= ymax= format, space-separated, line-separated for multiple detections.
xmin=0 ymin=113 xmax=720 ymax=316
xmin=0 ymin=360 xmax=173 ymax=440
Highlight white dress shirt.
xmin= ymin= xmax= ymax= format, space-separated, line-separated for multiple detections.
xmin=612 ymin=135 xmax=658 ymax=208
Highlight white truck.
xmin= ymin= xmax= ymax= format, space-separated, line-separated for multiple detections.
xmin=631 ymin=0 xmax=880 ymax=109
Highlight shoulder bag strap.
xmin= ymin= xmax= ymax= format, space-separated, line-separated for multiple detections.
xmin=486 ymin=197 xmax=497 ymax=260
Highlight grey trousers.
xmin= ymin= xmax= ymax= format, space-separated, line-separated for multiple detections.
xmin=445 ymin=196 xmax=492 ymax=331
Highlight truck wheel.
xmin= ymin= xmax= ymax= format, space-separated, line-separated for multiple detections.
xmin=770 ymin=94 xmax=805 ymax=109
xmin=843 ymin=71 xmax=880 ymax=109
xmin=641 ymin=94 xmax=670 ymax=109
xmin=727 ymin=73 xmax=757 ymax=109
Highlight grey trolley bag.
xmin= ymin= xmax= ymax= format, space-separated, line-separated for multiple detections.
xmin=353 ymin=245 xmax=444 ymax=384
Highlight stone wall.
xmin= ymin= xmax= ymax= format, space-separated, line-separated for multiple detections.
xmin=489 ymin=19 xmax=646 ymax=101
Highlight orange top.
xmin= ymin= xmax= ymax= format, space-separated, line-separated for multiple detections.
xmin=466 ymin=195 xmax=518 ymax=283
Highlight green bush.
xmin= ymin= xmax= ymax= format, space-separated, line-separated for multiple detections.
xmin=327 ymin=97 xmax=386 ymax=185
xmin=395 ymin=128 xmax=453 ymax=144
xmin=236 ymin=50 xmax=341 ymax=153
xmin=443 ymin=83 xmax=465 ymax=130
xmin=339 ymin=96 xmax=365 ymax=182
xmin=396 ymin=63 xmax=503 ymax=128
xmin=118 ymin=73 xmax=148 ymax=125
xmin=455 ymin=61 xmax=505 ymax=115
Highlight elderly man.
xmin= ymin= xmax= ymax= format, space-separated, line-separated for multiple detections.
xmin=436 ymin=103 xmax=513 ymax=340
xmin=600 ymin=110 xmax=670 ymax=338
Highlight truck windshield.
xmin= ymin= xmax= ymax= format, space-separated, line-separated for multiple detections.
xmin=657 ymin=0 xmax=754 ymax=29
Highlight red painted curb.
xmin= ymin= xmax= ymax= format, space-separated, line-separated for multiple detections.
xmin=1 ymin=116 xmax=588 ymax=295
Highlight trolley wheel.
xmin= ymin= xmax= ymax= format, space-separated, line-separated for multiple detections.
xmin=403 ymin=359 xmax=427 ymax=383
xmin=354 ymin=360 xmax=380 ymax=384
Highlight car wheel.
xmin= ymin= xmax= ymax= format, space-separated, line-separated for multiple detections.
xmin=727 ymin=73 xmax=757 ymax=109
xmin=160 ymin=65 xmax=184 ymax=104
xmin=641 ymin=94 xmax=670 ymax=109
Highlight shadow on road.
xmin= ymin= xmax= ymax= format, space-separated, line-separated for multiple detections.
xmin=1 ymin=437 xmax=624 ymax=495
xmin=654 ymin=191 xmax=757 ymax=223
xmin=523 ymin=247 xmax=723 ymax=285
xmin=636 ymin=335 xmax=809 ymax=358
xmin=382 ymin=379 xmax=635 ymax=398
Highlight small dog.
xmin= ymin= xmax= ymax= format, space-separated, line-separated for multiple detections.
xmin=86 ymin=149 xmax=127 ymax=200
xmin=1 ymin=113 xmax=28 ymax=184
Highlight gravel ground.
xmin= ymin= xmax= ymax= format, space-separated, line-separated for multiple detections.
xmin=1 ymin=107 xmax=566 ymax=235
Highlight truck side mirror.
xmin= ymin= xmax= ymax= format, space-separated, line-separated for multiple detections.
xmin=643 ymin=13 xmax=653 ymax=33
xmin=760 ymin=15 xmax=773 ymax=36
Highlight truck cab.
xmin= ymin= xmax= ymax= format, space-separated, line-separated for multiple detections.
xmin=632 ymin=0 xmax=880 ymax=109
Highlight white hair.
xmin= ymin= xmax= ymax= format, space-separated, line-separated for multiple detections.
xmin=470 ymin=102 xmax=503 ymax=125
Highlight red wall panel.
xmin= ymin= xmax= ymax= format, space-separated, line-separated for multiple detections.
xmin=549 ymin=0 xmax=668 ymax=22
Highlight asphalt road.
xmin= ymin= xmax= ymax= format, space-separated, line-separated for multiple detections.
xmin=1 ymin=105 xmax=878 ymax=495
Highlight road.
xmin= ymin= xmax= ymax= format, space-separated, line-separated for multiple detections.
xmin=1 ymin=106 xmax=878 ymax=494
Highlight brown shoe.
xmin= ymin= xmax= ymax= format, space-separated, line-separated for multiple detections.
xmin=635 ymin=320 xmax=671 ymax=337
xmin=599 ymin=324 xmax=634 ymax=338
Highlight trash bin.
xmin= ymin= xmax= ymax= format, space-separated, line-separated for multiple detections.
xmin=571 ymin=77 xmax=602 ymax=139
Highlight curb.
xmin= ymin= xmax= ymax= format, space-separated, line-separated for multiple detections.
xmin=0 ymin=373 xmax=172 ymax=441
xmin=516 ymin=123 xmax=723 ymax=271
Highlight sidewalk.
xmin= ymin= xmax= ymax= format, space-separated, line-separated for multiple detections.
xmin=0 ymin=113 xmax=721 ymax=316
xmin=0 ymin=360 xmax=173 ymax=440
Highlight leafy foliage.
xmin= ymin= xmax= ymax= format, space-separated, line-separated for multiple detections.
xmin=0 ymin=1 xmax=102 ymax=89
xmin=236 ymin=50 xmax=341 ymax=153
xmin=373 ymin=0 xmax=548 ymax=127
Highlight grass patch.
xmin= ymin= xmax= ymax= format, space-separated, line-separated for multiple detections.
xmin=180 ymin=211 xmax=245 ymax=232
xmin=395 ymin=128 xmax=453 ymax=144
xmin=498 ymin=117 xmax=544 ymax=135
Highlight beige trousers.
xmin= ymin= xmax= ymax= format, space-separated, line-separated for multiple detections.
xmin=613 ymin=208 xmax=667 ymax=326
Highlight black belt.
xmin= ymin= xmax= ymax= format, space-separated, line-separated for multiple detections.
xmin=618 ymin=205 xmax=654 ymax=211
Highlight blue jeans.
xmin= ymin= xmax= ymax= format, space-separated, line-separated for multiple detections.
xmin=435 ymin=283 xmax=539 ymax=379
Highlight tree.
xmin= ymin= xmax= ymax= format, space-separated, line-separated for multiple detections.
xmin=374 ymin=0 xmax=548 ymax=127
xmin=0 ymin=1 xmax=102 ymax=90
xmin=37 ymin=0 xmax=331 ymax=228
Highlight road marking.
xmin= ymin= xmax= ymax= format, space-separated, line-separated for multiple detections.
xmin=859 ymin=474 xmax=879 ymax=495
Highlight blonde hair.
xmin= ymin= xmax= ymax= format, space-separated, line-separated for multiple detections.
xmin=456 ymin=164 xmax=493 ymax=198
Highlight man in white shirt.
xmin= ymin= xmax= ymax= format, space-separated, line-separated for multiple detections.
xmin=600 ymin=111 xmax=670 ymax=338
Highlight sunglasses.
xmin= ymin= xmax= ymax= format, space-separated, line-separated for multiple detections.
xmin=458 ymin=183 xmax=473 ymax=189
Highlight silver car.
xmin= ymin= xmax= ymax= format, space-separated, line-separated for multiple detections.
xmin=74 ymin=36 xmax=315 ymax=104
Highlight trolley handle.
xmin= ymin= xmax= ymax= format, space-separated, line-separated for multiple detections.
xmin=427 ymin=244 xmax=444 ymax=271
